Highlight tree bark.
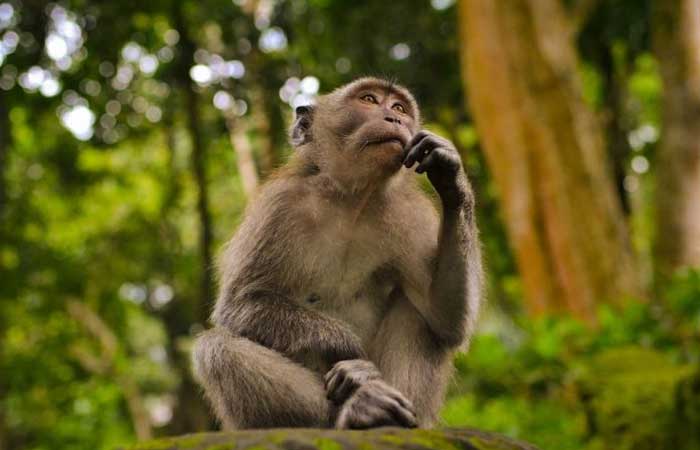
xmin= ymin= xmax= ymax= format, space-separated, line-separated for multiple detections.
xmin=225 ymin=115 xmax=259 ymax=197
xmin=173 ymin=5 xmax=215 ymax=326
xmin=653 ymin=0 xmax=700 ymax=278
xmin=250 ymin=84 xmax=278 ymax=177
xmin=159 ymin=110 xmax=215 ymax=435
xmin=184 ymin=88 xmax=215 ymax=325
xmin=165 ymin=6 xmax=218 ymax=434
xmin=458 ymin=0 xmax=643 ymax=320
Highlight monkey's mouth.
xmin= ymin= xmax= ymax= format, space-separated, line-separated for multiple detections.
xmin=367 ymin=136 xmax=407 ymax=148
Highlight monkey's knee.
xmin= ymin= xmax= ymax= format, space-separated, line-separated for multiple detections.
xmin=192 ymin=328 xmax=330 ymax=429
xmin=192 ymin=328 xmax=241 ymax=385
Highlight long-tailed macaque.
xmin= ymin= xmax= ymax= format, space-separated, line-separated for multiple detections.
xmin=193 ymin=77 xmax=482 ymax=429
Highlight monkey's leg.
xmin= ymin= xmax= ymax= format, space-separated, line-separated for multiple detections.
xmin=370 ymin=300 xmax=453 ymax=427
xmin=193 ymin=327 xmax=331 ymax=429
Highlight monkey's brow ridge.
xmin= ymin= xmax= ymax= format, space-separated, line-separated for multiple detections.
xmin=345 ymin=79 xmax=416 ymax=110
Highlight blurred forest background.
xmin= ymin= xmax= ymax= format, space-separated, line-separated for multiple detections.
xmin=1 ymin=0 xmax=699 ymax=449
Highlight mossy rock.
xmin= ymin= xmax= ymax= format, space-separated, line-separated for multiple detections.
xmin=123 ymin=427 xmax=540 ymax=450
xmin=577 ymin=346 xmax=695 ymax=450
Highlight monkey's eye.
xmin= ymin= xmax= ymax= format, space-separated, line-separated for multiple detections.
xmin=392 ymin=103 xmax=407 ymax=114
xmin=361 ymin=94 xmax=378 ymax=104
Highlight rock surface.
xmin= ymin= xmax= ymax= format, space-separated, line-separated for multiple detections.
xmin=124 ymin=427 xmax=540 ymax=450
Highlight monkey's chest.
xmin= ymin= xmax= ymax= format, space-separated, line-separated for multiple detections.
xmin=293 ymin=223 xmax=395 ymax=343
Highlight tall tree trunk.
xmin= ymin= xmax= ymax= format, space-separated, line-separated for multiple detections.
xmin=250 ymin=84 xmax=278 ymax=177
xmin=165 ymin=5 xmax=217 ymax=434
xmin=184 ymin=88 xmax=214 ymax=325
xmin=458 ymin=0 xmax=643 ymax=320
xmin=653 ymin=0 xmax=700 ymax=279
xmin=160 ymin=110 xmax=214 ymax=434
xmin=225 ymin=115 xmax=259 ymax=197
xmin=173 ymin=6 xmax=214 ymax=326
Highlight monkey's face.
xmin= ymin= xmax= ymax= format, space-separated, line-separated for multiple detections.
xmin=291 ymin=78 xmax=421 ymax=182
xmin=333 ymin=84 xmax=417 ymax=173
xmin=297 ymin=79 xmax=418 ymax=179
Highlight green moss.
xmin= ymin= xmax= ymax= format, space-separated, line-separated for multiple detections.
xmin=123 ymin=428 xmax=539 ymax=450
xmin=127 ymin=434 xmax=206 ymax=450
xmin=378 ymin=434 xmax=406 ymax=446
xmin=408 ymin=430 xmax=463 ymax=450
xmin=243 ymin=445 xmax=269 ymax=450
xmin=314 ymin=438 xmax=343 ymax=450
xmin=579 ymin=346 xmax=694 ymax=450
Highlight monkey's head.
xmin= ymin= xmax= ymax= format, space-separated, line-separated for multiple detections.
xmin=290 ymin=78 xmax=421 ymax=186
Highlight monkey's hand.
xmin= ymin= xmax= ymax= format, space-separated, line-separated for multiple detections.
xmin=334 ymin=379 xmax=418 ymax=429
xmin=403 ymin=130 xmax=469 ymax=208
xmin=324 ymin=359 xmax=382 ymax=405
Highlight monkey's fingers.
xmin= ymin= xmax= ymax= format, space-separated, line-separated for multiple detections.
xmin=404 ymin=136 xmax=438 ymax=169
xmin=391 ymin=391 xmax=417 ymax=415
xmin=378 ymin=396 xmax=418 ymax=428
xmin=325 ymin=372 xmax=342 ymax=401
xmin=403 ymin=133 xmax=433 ymax=168
xmin=415 ymin=149 xmax=441 ymax=174
xmin=406 ymin=130 xmax=430 ymax=149
xmin=333 ymin=375 xmax=361 ymax=404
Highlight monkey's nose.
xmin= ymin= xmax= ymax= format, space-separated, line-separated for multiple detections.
xmin=384 ymin=116 xmax=401 ymax=125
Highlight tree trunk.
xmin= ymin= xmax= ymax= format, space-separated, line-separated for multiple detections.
xmin=250 ymin=84 xmax=278 ymax=177
xmin=166 ymin=6 xmax=218 ymax=434
xmin=173 ymin=4 xmax=215 ymax=326
xmin=653 ymin=0 xmax=700 ymax=279
xmin=184 ymin=87 xmax=215 ymax=325
xmin=160 ymin=110 xmax=215 ymax=435
xmin=225 ymin=115 xmax=259 ymax=197
xmin=458 ymin=0 xmax=643 ymax=320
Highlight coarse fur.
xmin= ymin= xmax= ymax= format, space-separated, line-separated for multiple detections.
xmin=193 ymin=77 xmax=483 ymax=430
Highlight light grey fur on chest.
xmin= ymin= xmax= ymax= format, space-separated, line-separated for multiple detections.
xmin=291 ymin=208 xmax=397 ymax=344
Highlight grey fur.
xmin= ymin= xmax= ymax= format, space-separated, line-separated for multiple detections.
xmin=192 ymin=78 xmax=482 ymax=430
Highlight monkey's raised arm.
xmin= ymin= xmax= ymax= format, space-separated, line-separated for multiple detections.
xmin=211 ymin=180 xmax=366 ymax=364
xmin=402 ymin=131 xmax=483 ymax=349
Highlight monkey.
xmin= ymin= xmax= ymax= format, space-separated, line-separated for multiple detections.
xmin=192 ymin=77 xmax=482 ymax=430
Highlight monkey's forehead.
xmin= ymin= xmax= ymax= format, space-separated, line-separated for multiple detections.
xmin=329 ymin=77 xmax=419 ymax=110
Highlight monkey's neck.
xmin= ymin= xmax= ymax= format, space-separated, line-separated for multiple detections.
xmin=296 ymin=153 xmax=394 ymax=209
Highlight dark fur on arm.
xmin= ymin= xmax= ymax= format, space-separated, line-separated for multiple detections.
xmin=213 ymin=290 xmax=366 ymax=364
xmin=428 ymin=174 xmax=482 ymax=348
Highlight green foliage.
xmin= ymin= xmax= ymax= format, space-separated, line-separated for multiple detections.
xmin=443 ymin=270 xmax=700 ymax=450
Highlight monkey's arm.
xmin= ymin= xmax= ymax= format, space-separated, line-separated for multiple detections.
xmin=214 ymin=291 xmax=367 ymax=364
xmin=403 ymin=131 xmax=482 ymax=348
xmin=427 ymin=177 xmax=481 ymax=347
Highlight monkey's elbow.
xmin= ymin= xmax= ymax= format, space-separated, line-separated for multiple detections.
xmin=434 ymin=327 xmax=468 ymax=350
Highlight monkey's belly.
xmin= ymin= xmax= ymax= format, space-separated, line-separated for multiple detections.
xmin=300 ymin=274 xmax=395 ymax=346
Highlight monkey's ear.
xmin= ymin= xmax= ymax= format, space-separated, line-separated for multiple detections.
xmin=290 ymin=105 xmax=315 ymax=147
